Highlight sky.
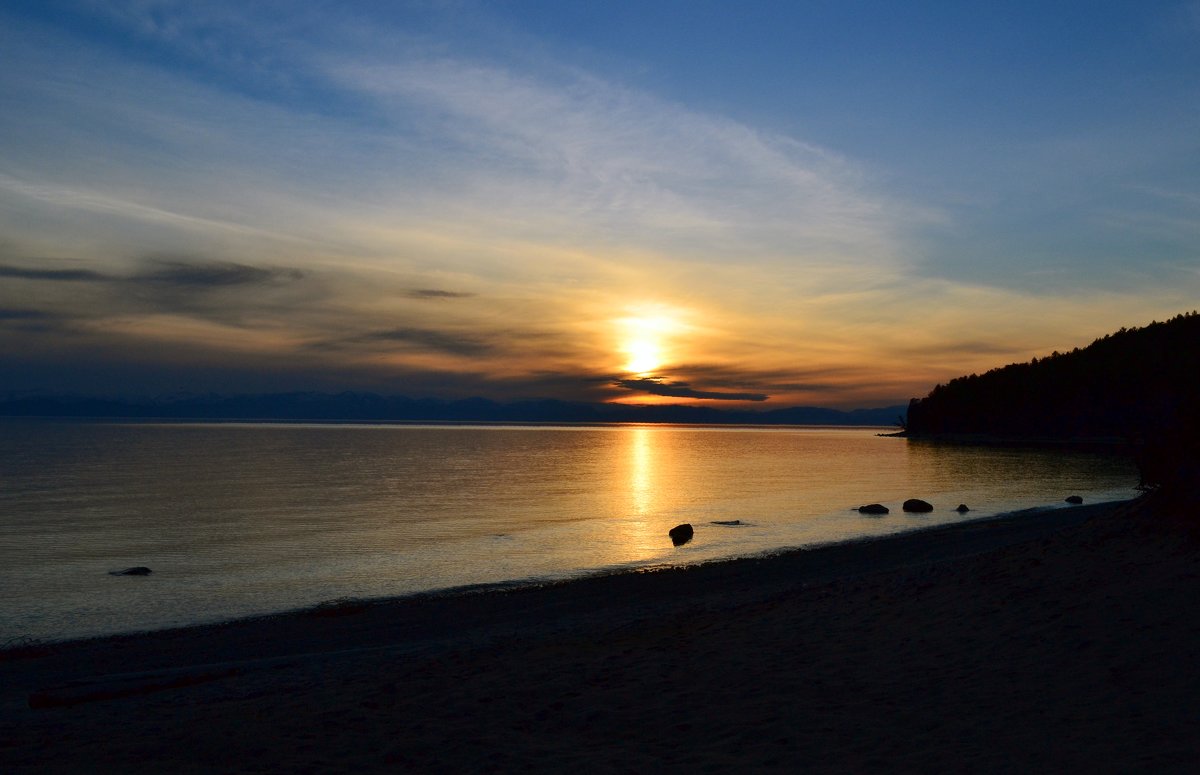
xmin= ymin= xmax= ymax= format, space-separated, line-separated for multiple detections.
xmin=1 ymin=0 xmax=1198 ymax=408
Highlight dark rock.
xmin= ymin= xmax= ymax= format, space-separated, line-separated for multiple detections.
xmin=710 ymin=520 xmax=742 ymax=526
xmin=668 ymin=523 xmax=694 ymax=546
xmin=955 ymin=504 xmax=970 ymax=513
xmin=109 ymin=566 xmax=152 ymax=576
xmin=903 ymin=499 xmax=934 ymax=513
xmin=858 ymin=504 xmax=889 ymax=515
xmin=1065 ymin=495 xmax=1084 ymax=505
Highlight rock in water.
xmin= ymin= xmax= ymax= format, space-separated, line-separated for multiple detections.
xmin=1065 ymin=495 xmax=1084 ymax=504
xmin=668 ymin=523 xmax=694 ymax=546
xmin=858 ymin=504 xmax=889 ymax=515
xmin=110 ymin=566 xmax=152 ymax=576
xmin=955 ymin=504 xmax=971 ymax=513
xmin=903 ymin=499 xmax=934 ymax=513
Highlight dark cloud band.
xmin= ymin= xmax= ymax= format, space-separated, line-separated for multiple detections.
xmin=615 ymin=377 xmax=768 ymax=401
xmin=310 ymin=327 xmax=494 ymax=357
xmin=132 ymin=259 xmax=303 ymax=288
xmin=0 ymin=264 xmax=107 ymax=282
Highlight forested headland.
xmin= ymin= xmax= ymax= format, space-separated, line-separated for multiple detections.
xmin=905 ymin=312 xmax=1200 ymax=490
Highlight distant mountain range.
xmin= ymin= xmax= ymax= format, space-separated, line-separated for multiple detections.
xmin=0 ymin=391 xmax=907 ymax=427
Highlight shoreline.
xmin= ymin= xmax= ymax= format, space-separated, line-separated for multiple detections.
xmin=6 ymin=498 xmax=1116 ymax=652
xmin=4 ymin=490 xmax=1127 ymax=648
xmin=5 ymin=492 xmax=1199 ymax=771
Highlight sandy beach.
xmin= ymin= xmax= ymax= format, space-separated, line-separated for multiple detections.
xmin=3 ymin=492 xmax=1198 ymax=773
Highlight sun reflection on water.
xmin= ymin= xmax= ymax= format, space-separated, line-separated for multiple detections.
xmin=611 ymin=425 xmax=674 ymax=560
xmin=629 ymin=425 xmax=655 ymax=516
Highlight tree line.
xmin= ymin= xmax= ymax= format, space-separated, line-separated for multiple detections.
xmin=905 ymin=311 xmax=1200 ymax=490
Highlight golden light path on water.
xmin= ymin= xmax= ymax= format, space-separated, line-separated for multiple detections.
xmin=0 ymin=423 xmax=1139 ymax=642
xmin=612 ymin=425 xmax=661 ymax=558
xmin=629 ymin=426 xmax=654 ymax=517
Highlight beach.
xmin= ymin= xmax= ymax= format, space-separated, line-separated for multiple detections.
xmin=3 ymin=493 xmax=1198 ymax=773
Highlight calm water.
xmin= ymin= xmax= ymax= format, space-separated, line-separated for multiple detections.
xmin=0 ymin=421 xmax=1137 ymax=642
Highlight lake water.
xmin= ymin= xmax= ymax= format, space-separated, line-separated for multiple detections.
xmin=0 ymin=421 xmax=1137 ymax=642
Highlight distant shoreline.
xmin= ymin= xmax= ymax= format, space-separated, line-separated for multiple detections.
xmin=0 ymin=415 xmax=899 ymax=430
xmin=0 ymin=392 xmax=908 ymax=427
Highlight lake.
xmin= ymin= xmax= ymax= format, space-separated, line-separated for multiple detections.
xmin=0 ymin=421 xmax=1137 ymax=642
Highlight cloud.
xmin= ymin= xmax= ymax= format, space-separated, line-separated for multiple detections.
xmin=332 ymin=56 xmax=909 ymax=267
xmin=406 ymin=288 xmax=475 ymax=299
xmin=361 ymin=327 xmax=493 ymax=356
xmin=0 ymin=264 xmax=107 ymax=282
xmin=111 ymin=258 xmax=314 ymax=328
xmin=0 ymin=255 xmax=304 ymax=291
xmin=0 ymin=307 xmax=56 ymax=321
xmin=314 ymin=327 xmax=494 ymax=357
xmin=0 ymin=6 xmax=912 ymax=344
xmin=0 ymin=175 xmax=309 ymax=247
xmin=615 ymin=378 xmax=768 ymax=402
xmin=130 ymin=258 xmax=303 ymax=288
xmin=895 ymin=339 xmax=1026 ymax=359
xmin=0 ymin=252 xmax=317 ymax=334
xmin=669 ymin=362 xmax=853 ymax=392
xmin=0 ymin=307 xmax=79 ymax=338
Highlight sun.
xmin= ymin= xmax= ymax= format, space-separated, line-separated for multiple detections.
xmin=616 ymin=306 xmax=683 ymax=376
xmin=623 ymin=337 xmax=663 ymax=375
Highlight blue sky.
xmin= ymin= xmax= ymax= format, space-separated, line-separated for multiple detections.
xmin=1 ymin=1 xmax=1198 ymax=406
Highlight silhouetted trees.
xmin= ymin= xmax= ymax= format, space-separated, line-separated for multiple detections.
xmin=906 ymin=312 xmax=1200 ymax=491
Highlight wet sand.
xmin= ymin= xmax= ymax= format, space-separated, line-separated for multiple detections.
xmin=3 ymin=494 xmax=1199 ymax=772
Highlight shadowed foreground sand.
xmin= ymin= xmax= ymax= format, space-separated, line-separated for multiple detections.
xmin=3 ymin=493 xmax=1199 ymax=773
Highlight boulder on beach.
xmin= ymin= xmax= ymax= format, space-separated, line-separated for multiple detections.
xmin=903 ymin=499 xmax=934 ymax=513
xmin=668 ymin=523 xmax=694 ymax=546
xmin=955 ymin=504 xmax=971 ymax=513
xmin=109 ymin=566 xmax=152 ymax=576
xmin=1065 ymin=495 xmax=1084 ymax=504
xmin=858 ymin=504 xmax=889 ymax=515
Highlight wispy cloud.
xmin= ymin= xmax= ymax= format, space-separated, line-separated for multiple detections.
xmin=0 ymin=307 xmax=57 ymax=321
xmin=334 ymin=56 xmax=907 ymax=266
xmin=5 ymin=5 xmax=909 ymax=279
xmin=132 ymin=258 xmax=303 ymax=288
xmin=406 ymin=288 xmax=475 ymax=300
xmin=313 ymin=327 xmax=495 ymax=358
xmin=0 ymin=264 xmax=106 ymax=282
xmin=0 ymin=174 xmax=319 ymax=249
xmin=0 ymin=254 xmax=314 ymax=331
xmin=0 ymin=256 xmax=301 ymax=289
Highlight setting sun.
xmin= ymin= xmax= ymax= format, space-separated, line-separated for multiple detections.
xmin=616 ymin=306 xmax=687 ymax=376
xmin=623 ymin=338 xmax=662 ymax=375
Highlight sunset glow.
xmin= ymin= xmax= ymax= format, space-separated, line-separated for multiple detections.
xmin=0 ymin=3 xmax=1196 ymax=409
xmin=617 ymin=309 xmax=684 ymax=376
xmin=622 ymin=340 xmax=662 ymax=377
